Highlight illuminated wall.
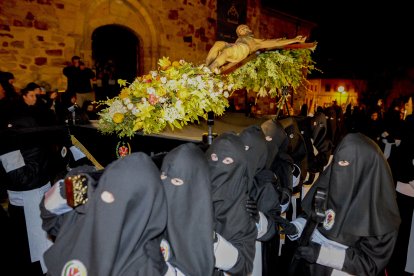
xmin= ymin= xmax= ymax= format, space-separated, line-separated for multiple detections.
xmin=0 ymin=0 xmax=315 ymax=93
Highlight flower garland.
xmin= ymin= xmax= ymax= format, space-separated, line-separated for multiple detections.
xmin=227 ymin=48 xmax=316 ymax=98
xmin=97 ymin=57 xmax=231 ymax=138
xmin=97 ymin=48 xmax=317 ymax=138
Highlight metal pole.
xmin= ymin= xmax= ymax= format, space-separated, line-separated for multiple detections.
xmin=207 ymin=111 xmax=214 ymax=145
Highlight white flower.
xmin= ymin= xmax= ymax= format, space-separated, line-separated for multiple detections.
xmin=227 ymin=83 xmax=234 ymax=91
xmin=127 ymin=103 xmax=134 ymax=110
xmin=218 ymin=82 xmax=224 ymax=88
xmin=123 ymin=97 xmax=131 ymax=105
xmin=197 ymin=81 xmax=206 ymax=90
xmin=203 ymin=66 xmax=211 ymax=73
xmin=179 ymin=59 xmax=186 ymax=65
xmin=132 ymin=107 xmax=139 ymax=116
xmin=182 ymin=74 xmax=188 ymax=80
xmin=175 ymin=100 xmax=182 ymax=109
xmin=147 ymin=87 xmax=156 ymax=94
xmin=160 ymin=77 xmax=167 ymax=84
xmin=150 ymin=71 xmax=158 ymax=78
xmin=163 ymin=107 xmax=182 ymax=122
xmin=196 ymin=76 xmax=202 ymax=83
xmin=187 ymin=78 xmax=196 ymax=86
xmin=223 ymin=91 xmax=229 ymax=98
xmin=167 ymin=80 xmax=177 ymax=90
xmin=159 ymin=97 xmax=167 ymax=103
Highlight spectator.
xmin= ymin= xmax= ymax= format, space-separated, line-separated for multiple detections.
xmin=1 ymin=87 xmax=55 ymax=275
xmin=0 ymin=78 xmax=13 ymax=129
xmin=76 ymin=61 xmax=96 ymax=109
xmin=62 ymin=55 xmax=81 ymax=106
xmin=0 ymin=71 xmax=18 ymax=102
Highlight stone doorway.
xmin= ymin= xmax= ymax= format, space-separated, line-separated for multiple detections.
xmin=92 ymin=24 xmax=140 ymax=99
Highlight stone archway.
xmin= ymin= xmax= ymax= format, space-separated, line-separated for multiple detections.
xmin=92 ymin=24 xmax=139 ymax=99
xmin=80 ymin=0 xmax=162 ymax=75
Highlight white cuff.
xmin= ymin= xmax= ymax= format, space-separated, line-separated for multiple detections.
xmin=256 ymin=212 xmax=269 ymax=239
xmin=287 ymin=217 xmax=306 ymax=241
xmin=381 ymin=139 xmax=394 ymax=159
xmin=44 ymin=180 xmax=72 ymax=215
xmin=70 ymin=146 xmax=86 ymax=161
xmin=214 ymin=233 xmax=239 ymax=271
xmin=0 ymin=150 xmax=25 ymax=173
xmin=280 ymin=199 xmax=290 ymax=213
xmin=316 ymin=244 xmax=346 ymax=270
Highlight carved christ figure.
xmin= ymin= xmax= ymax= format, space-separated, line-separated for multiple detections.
xmin=206 ymin=24 xmax=316 ymax=73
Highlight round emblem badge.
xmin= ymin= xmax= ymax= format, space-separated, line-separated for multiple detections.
xmin=61 ymin=259 xmax=87 ymax=276
xmin=61 ymin=146 xmax=67 ymax=158
xmin=323 ymin=209 xmax=336 ymax=230
xmin=116 ymin=141 xmax=131 ymax=159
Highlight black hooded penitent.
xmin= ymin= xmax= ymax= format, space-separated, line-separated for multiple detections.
xmin=160 ymin=143 xmax=215 ymax=276
xmin=206 ymin=132 xmax=257 ymax=276
xmin=44 ymin=152 xmax=168 ymax=276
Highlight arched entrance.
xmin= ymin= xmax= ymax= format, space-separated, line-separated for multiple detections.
xmin=92 ymin=25 xmax=140 ymax=99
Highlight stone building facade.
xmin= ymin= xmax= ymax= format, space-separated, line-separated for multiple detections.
xmin=305 ymin=78 xmax=364 ymax=113
xmin=0 ymin=0 xmax=316 ymax=101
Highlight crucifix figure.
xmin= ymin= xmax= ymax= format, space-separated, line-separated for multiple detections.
xmin=206 ymin=24 xmax=317 ymax=74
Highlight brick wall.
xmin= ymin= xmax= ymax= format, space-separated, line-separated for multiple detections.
xmin=0 ymin=0 xmax=315 ymax=105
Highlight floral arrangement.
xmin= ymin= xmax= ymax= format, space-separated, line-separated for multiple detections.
xmin=97 ymin=48 xmax=317 ymax=138
xmin=97 ymin=57 xmax=231 ymax=138
xmin=227 ymin=48 xmax=316 ymax=98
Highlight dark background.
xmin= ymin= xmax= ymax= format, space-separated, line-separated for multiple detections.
xmin=262 ymin=0 xmax=414 ymax=79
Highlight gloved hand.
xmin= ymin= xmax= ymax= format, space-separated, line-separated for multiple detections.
xmin=295 ymin=241 xmax=321 ymax=263
xmin=274 ymin=216 xmax=298 ymax=236
xmin=245 ymin=198 xmax=260 ymax=222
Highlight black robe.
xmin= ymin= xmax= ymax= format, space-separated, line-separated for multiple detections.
xmin=260 ymin=119 xmax=295 ymax=275
xmin=239 ymin=124 xmax=280 ymax=241
xmin=386 ymin=115 xmax=414 ymax=276
xmin=206 ymin=132 xmax=257 ymax=276
xmin=160 ymin=143 xmax=215 ymax=276
xmin=44 ymin=153 xmax=168 ymax=276
xmin=299 ymin=133 xmax=401 ymax=276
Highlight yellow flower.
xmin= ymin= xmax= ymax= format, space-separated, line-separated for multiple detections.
xmin=158 ymin=56 xmax=171 ymax=70
xmin=133 ymin=120 xmax=143 ymax=131
xmin=177 ymin=89 xmax=189 ymax=99
xmin=156 ymin=86 xmax=167 ymax=97
xmin=118 ymin=79 xmax=127 ymax=87
xmin=172 ymin=61 xmax=181 ymax=68
xmin=119 ymin=88 xmax=130 ymax=99
xmin=143 ymin=74 xmax=152 ymax=82
xmin=113 ymin=113 xmax=124 ymax=124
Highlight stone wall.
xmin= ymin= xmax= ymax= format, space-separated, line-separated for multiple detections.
xmin=0 ymin=0 xmax=315 ymax=96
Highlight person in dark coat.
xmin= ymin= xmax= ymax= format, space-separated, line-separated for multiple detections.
xmin=284 ymin=133 xmax=401 ymax=276
xmin=261 ymin=118 xmax=295 ymax=275
xmin=206 ymin=132 xmax=257 ymax=276
xmin=386 ymin=114 xmax=414 ymax=275
xmin=0 ymin=86 xmax=54 ymax=275
xmin=239 ymin=124 xmax=282 ymax=276
xmin=160 ymin=143 xmax=215 ymax=275
xmin=43 ymin=153 xmax=168 ymax=276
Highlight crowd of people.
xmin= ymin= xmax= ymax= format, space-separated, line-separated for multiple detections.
xmin=0 ymin=64 xmax=97 ymax=275
xmin=1 ymin=62 xmax=413 ymax=275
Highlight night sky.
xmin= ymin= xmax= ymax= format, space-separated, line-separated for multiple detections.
xmin=262 ymin=0 xmax=414 ymax=79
